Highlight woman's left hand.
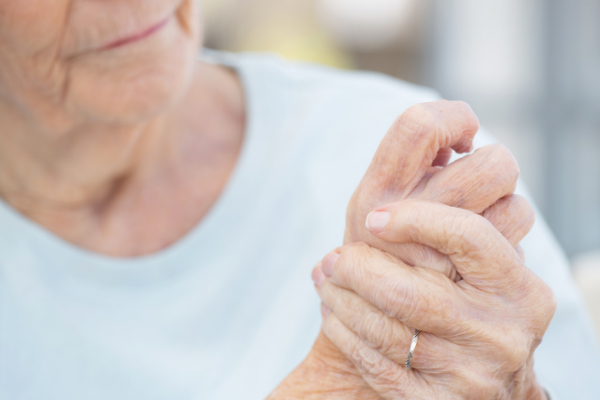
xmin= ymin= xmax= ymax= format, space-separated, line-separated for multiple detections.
xmin=313 ymin=199 xmax=556 ymax=400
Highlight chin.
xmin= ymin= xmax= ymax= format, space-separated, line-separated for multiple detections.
xmin=66 ymin=16 xmax=201 ymax=125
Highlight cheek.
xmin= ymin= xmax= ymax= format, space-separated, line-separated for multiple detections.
xmin=65 ymin=13 xmax=202 ymax=124
xmin=0 ymin=1 xmax=74 ymax=130
xmin=0 ymin=1 xmax=70 ymax=54
xmin=0 ymin=0 xmax=203 ymax=130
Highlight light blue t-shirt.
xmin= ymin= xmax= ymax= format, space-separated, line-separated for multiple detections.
xmin=0 ymin=51 xmax=598 ymax=400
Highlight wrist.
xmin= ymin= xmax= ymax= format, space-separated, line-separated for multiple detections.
xmin=267 ymin=332 xmax=379 ymax=400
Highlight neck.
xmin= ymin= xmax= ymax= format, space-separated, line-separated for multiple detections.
xmin=0 ymin=115 xmax=164 ymax=209
xmin=0 ymin=61 xmax=245 ymax=256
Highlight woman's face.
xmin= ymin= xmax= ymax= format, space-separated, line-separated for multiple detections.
xmin=0 ymin=0 xmax=202 ymax=134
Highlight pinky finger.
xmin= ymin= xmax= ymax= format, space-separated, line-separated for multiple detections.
xmin=322 ymin=311 xmax=430 ymax=400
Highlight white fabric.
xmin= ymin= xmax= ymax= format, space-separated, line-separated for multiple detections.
xmin=0 ymin=50 xmax=598 ymax=400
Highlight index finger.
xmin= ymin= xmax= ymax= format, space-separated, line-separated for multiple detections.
xmin=359 ymin=100 xmax=479 ymax=201
xmin=321 ymin=243 xmax=468 ymax=335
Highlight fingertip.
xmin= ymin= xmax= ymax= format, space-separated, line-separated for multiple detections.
xmin=365 ymin=211 xmax=391 ymax=234
xmin=322 ymin=252 xmax=340 ymax=277
xmin=311 ymin=262 xmax=325 ymax=288
xmin=515 ymin=245 xmax=526 ymax=262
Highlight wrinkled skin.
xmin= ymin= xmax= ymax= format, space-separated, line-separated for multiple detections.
xmin=0 ymin=0 xmax=200 ymax=132
xmin=269 ymin=101 xmax=552 ymax=399
xmin=314 ymin=199 xmax=555 ymax=399
xmin=0 ymin=1 xmax=248 ymax=257
xmin=345 ymin=101 xmax=529 ymax=281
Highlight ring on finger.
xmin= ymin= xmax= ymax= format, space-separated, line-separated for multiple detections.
xmin=405 ymin=329 xmax=421 ymax=370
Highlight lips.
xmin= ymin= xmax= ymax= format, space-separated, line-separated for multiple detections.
xmin=99 ymin=16 xmax=171 ymax=51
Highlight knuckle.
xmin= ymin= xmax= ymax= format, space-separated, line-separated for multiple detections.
xmin=338 ymin=243 xmax=379 ymax=288
xmin=371 ymin=372 xmax=405 ymax=398
xmin=438 ymin=99 xmax=479 ymax=130
xmin=395 ymin=103 xmax=438 ymax=136
xmin=403 ymin=199 xmax=438 ymax=242
xmin=339 ymin=242 xmax=369 ymax=270
xmin=338 ymin=242 xmax=359 ymax=260
xmin=445 ymin=212 xmax=490 ymax=254
xmin=396 ymin=100 xmax=479 ymax=133
xmin=522 ymin=204 xmax=536 ymax=231
xmin=504 ymin=345 xmax=530 ymax=374
xmin=509 ymin=195 xmax=536 ymax=226
xmin=453 ymin=99 xmax=472 ymax=111
xmin=483 ymin=143 xmax=520 ymax=182
xmin=492 ymin=330 xmax=531 ymax=373
xmin=393 ymin=100 xmax=479 ymax=157
xmin=449 ymin=100 xmax=480 ymax=129
xmin=461 ymin=371 xmax=504 ymax=400
xmin=352 ymin=352 xmax=404 ymax=397
xmin=516 ymin=274 xmax=557 ymax=328
xmin=351 ymin=345 xmax=386 ymax=377
xmin=482 ymin=382 xmax=507 ymax=400
xmin=535 ymin=281 xmax=558 ymax=324
xmin=511 ymin=193 xmax=533 ymax=212
xmin=543 ymin=286 xmax=558 ymax=318
xmin=340 ymin=242 xmax=370 ymax=260
xmin=361 ymin=312 xmax=396 ymax=352
xmin=380 ymin=273 xmax=420 ymax=321
xmin=483 ymin=195 xmax=536 ymax=246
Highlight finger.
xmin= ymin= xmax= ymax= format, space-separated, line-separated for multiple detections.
xmin=366 ymin=200 xmax=526 ymax=290
xmin=355 ymin=193 xmax=532 ymax=282
xmin=359 ymin=100 xmax=478 ymax=200
xmin=317 ymin=278 xmax=460 ymax=372
xmin=515 ymin=244 xmax=526 ymax=262
xmin=352 ymin=144 xmax=521 ymax=280
xmin=356 ymin=193 xmax=532 ymax=281
xmin=407 ymin=145 xmax=521 ymax=272
xmin=320 ymin=296 xmax=499 ymax=399
xmin=322 ymin=311 xmax=430 ymax=399
xmin=482 ymin=195 xmax=535 ymax=247
xmin=321 ymin=244 xmax=468 ymax=335
xmin=319 ymin=279 xmax=413 ymax=364
xmin=387 ymin=194 xmax=532 ymax=281
xmin=415 ymin=144 xmax=519 ymax=214
xmin=378 ymin=242 xmax=457 ymax=280
xmin=432 ymin=148 xmax=453 ymax=167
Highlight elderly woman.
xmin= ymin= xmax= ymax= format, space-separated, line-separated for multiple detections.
xmin=0 ymin=1 xmax=598 ymax=400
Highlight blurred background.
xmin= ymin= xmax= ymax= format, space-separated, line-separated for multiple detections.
xmin=201 ymin=0 xmax=600 ymax=335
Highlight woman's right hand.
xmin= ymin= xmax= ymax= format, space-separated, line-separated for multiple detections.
xmin=268 ymin=101 xmax=535 ymax=399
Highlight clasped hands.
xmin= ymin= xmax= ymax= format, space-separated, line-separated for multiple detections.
xmin=270 ymin=101 xmax=556 ymax=400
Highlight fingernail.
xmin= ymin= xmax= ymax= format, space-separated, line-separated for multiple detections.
xmin=321 ymin=303 xmax=331 ymax=317
xmin=322 ymin=252 xmax=340 ymax=277
xmin=311 ymin=262 xmax=325 ymax=288
xmin=366 ymin=211 xmax=390 ymax=234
